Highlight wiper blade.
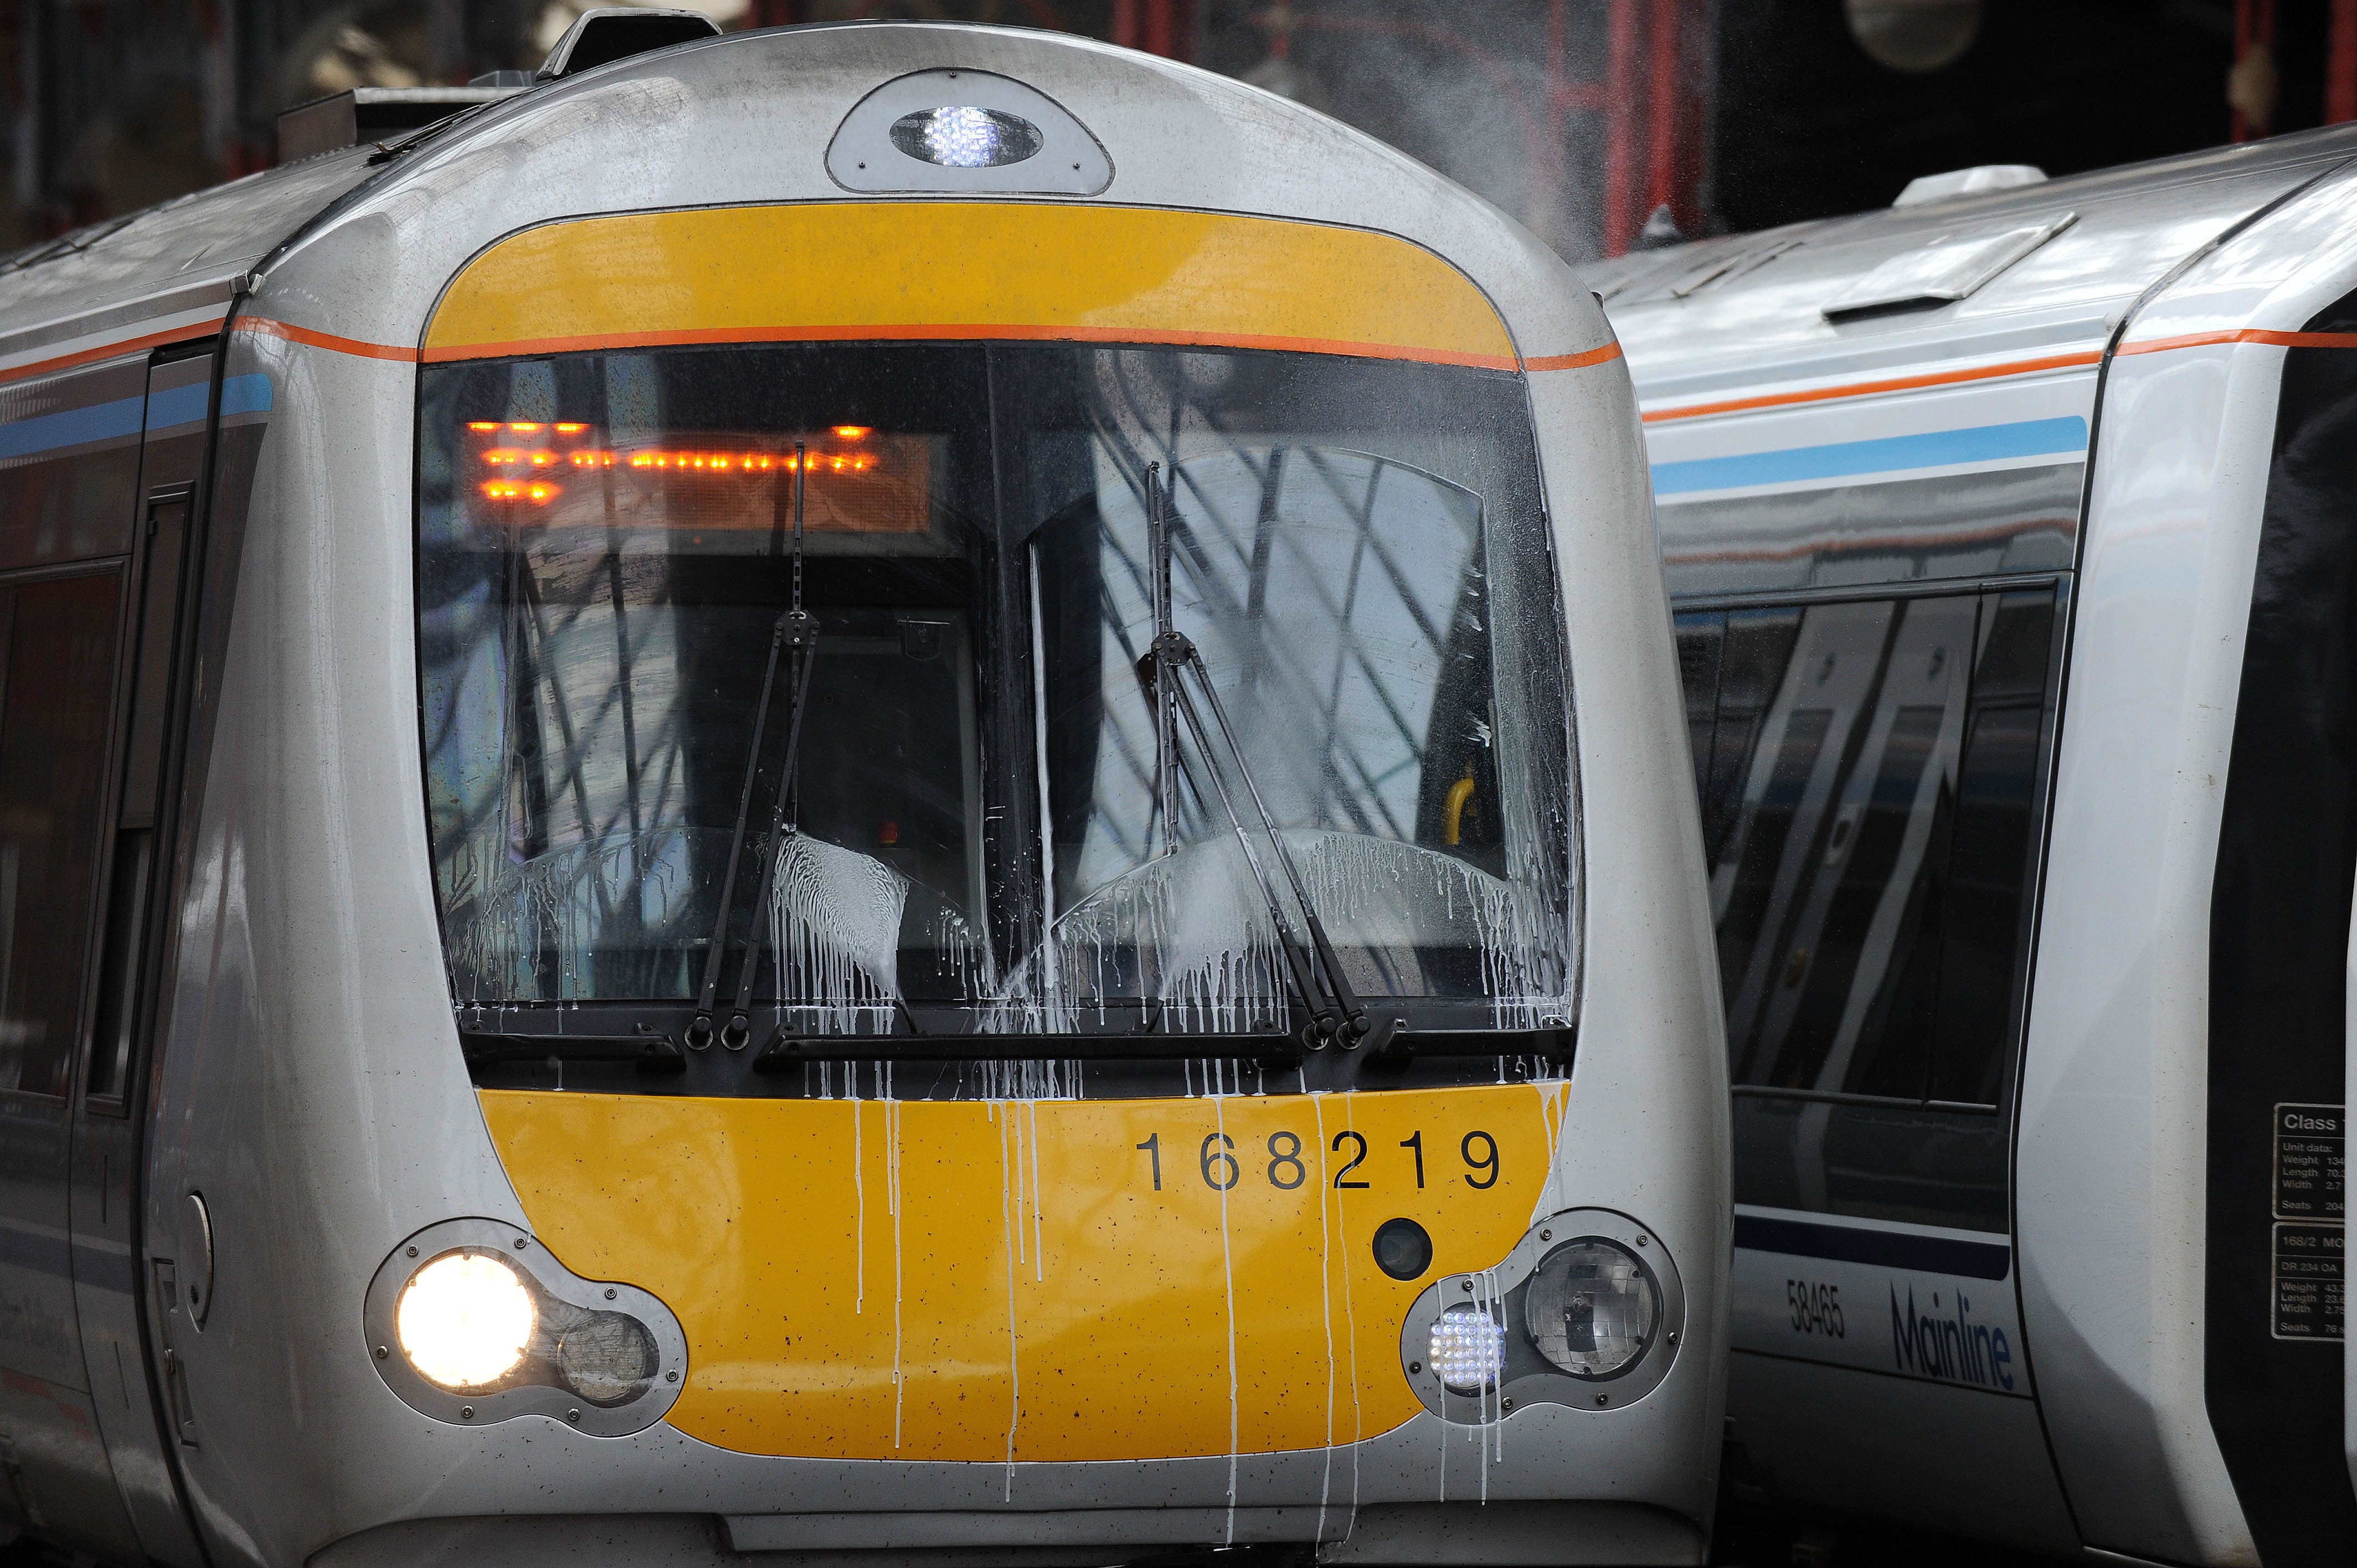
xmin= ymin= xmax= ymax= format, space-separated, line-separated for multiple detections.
xmin=1139 ymin=462 xmax=1370 ymax=1051
xmin=688 ymin=442 xmax=819 ymax=1052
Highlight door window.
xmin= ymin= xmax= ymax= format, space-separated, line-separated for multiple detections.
xmin=0 ymin=573 xmax=123 ymax=1096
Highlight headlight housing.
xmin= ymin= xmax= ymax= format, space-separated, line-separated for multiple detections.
xmin=1397 ymin=1209 xmax=1684 ymax=1421
xmin=1524 ymin=1238 xmax=1660 ymax=1378
xmin=364 ymin=1218 xmax=686 ymax=1436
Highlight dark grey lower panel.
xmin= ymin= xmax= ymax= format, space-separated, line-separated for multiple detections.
xmin=1724 ymin=1350 xmax=2075 ymax=1556
xmin=310 ymin=1514 xmax=1124 ymax=1568
xmin=311 ymin=1503 xmax=1706 ymax=1568
xmin=1320 ymin=1502 xmax=1703 ymax=1566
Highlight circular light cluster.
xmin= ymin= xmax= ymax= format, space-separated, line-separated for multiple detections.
xmin=888 ymin=106 xmax=1043 ymax=169
xmin=395 ymin=1252 xmax=536 ymax=1390
xmin=1523 ymin=1239 xmax=1659 ymax=1379
xmin=1427 ymin=1305 xmax=1506 ymax=1393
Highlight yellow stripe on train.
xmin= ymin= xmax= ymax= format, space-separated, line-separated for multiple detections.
xmin=479 ymin=1081 xmax=1569 ymax=1461
xmin=423 ymin=203 xmax=1521 ymax=369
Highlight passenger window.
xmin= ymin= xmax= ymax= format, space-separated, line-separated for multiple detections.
xmin=1675 ymin=587 xmax=2055 ymax=1107
xmin=0 ymin=574 xmax=124 ymax=1097
xmin=1929 ymin=591 xmax=2052 ymax=1103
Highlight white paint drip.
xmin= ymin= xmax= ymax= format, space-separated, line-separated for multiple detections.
xmin=852 ymin=1092 xmax=865 ymax=1314
xmin=1313 ymin=1092 xmax=1337 ymax=1546
xmin=1026 ymin=1099 xmax=1044 ymax=1283
xmin=1339 ymin=1087 xmax=1363 ymax=1540
xmin=770 ymin=835 xmax=992 ymax=1035
xmin=994 ymin=832 xmax=1573 ymax=1036
xmin=445 ymin=825 xmax=693 ymax=1000
xmin=996 ymin=1101 xmax=1021 ymax=1499
xmin=1214 ymin=1089 xmax=1240 ymax=1543
xmin=1535 ymin=1079 xmax=1569 ymax=1216
xmin=888 ymin=1084 xmax=904 ymax=1448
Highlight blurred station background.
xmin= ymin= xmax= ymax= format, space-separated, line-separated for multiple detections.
xmin=8 ymin=1 xmax=2357 ymax=266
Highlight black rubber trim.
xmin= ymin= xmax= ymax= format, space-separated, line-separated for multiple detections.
xmin=1734 ymin=1213 xmax=2010 ymax=1280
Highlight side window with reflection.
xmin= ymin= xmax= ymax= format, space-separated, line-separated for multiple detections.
xmin=1674 ymin=589 xmax=2055 ymax=1108
xmin=0 ymin=574 xmax=123 ymax=1096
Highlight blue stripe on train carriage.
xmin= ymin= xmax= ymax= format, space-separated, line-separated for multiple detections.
xmin=0 ymin=372 xmax=272 ymax=462
xmin=1650 ymin=416 xmax=2089 ymax=497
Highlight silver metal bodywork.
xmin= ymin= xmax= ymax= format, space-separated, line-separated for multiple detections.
xmin=0 ymin=24 xmax=1727 ymax=1567
xmin=1599 ymin=130 xmax=2357 ymax=1565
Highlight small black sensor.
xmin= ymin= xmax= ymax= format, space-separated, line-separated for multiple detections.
xmin=1371 ymin=1216 xmax=1433 ymax=1281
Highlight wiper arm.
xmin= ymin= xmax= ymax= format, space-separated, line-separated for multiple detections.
xmin=1138 ymin=463 xmax=1369 ymax=1051
xmin=689 ymin=442 xmax=820 ymax=1052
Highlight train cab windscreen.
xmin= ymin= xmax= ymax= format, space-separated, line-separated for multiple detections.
xmin=416 ymin=343 xmax=1575 ymax=1048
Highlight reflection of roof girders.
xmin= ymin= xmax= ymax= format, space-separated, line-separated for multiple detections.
xmin=1087 ymin=395 xmax=1470 ymax=859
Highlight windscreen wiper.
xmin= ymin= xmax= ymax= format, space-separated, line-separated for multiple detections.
xmin=1138 ymin=463 xmax=1370 ymax=1051
xmin=688 ymin=442 xmax=820 ymax=1052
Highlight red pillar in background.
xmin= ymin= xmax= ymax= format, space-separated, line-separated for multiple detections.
xmin=1601 ymin=0 xmax=1706 ymax=257
xmin=2232 ymin=0 xmax=2277 ymax=142
xmin=1602 ymin=0 xmax=1639 ymax=256
xmin=1145 ymin=1 xmax=1177 ymax=58
xmin=1643 ymin=0 xmax=1682 ymax=237
xmin=2329 ymin=0 xmax=2357 ymax=124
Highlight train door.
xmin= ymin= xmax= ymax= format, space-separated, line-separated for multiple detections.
xmin=2202 ymin=313 xmax=2357 ymax=1562
xmin=60 ymin=347 xmax=215 ymax=1566
xmin=0 ymin=354 xmax=155 ymax=1560
xmin=1672 ymin=578 xmax=2077 ymax=1549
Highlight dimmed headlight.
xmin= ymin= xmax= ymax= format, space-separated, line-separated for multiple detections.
xmin=1523 ymin=1238 xmax=1659 ymax=1378
xmin=396 ymin=1252 xmax=535 ymax=1389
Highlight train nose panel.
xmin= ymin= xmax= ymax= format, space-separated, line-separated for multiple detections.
xmin=475 ymin=1081 xmax=1570 ymax=1461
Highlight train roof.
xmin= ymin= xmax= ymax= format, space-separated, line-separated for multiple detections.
xmin=0 ymin=147 xmax=378 ymax=379
xmin=0 ymin=22 xmax=1607 ymax=386
xmin=1591 ymin=127 xmax=2357 ymax=412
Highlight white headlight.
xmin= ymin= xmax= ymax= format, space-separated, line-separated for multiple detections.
xmin=396 ymin=1252 xmax=535 ymax=1390
xmin=1524 ymin=1239 xmax=1659 ymax=1378
xmin=888 ymin=106 xmax=1043 ymax=168
xmin=1427 ymin=1305 xmax=1507 ymax=1392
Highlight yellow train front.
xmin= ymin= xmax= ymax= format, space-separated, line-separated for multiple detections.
xmin=0 ymin=19 xmax=1726 ymax=1568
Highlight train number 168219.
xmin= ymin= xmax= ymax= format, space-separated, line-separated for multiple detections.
xmin=1131 ymin=1129 xmax=1500 ymax=1193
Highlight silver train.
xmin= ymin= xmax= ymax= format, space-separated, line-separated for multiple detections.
xmin=0 ymin=18 xmax=1728 ymax=1568
xmin=1593 ymin=135 xmax=2357 ymax=1564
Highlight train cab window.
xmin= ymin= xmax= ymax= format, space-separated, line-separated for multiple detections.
xmin=0 ymin=573 xmax=124 ymax=1097
xmin=1003 ymin=347 xmax=1572 ymax=1024
xmin=1674 ymin=587 xmax=2056 ymax=1108
xmin=416 ymin=343 xmax=1576 ymax=1049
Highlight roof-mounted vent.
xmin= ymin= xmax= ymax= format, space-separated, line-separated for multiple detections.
xmin=537 ymin=8 xmax=721 ymax=81
xmin=276 ymin=87 xmax=523 ymax=163
xmin=1823 ymin=212 xmax=2076 ymax=322
xmin=1893 ymin=164 xmax=2048 ymax=208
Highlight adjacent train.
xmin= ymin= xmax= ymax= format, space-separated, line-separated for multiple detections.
xmin=1592 ymin=134 xmax=2357 ymax=1565
xmin=0 ymin=17 xmax=1728 ymax=1568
